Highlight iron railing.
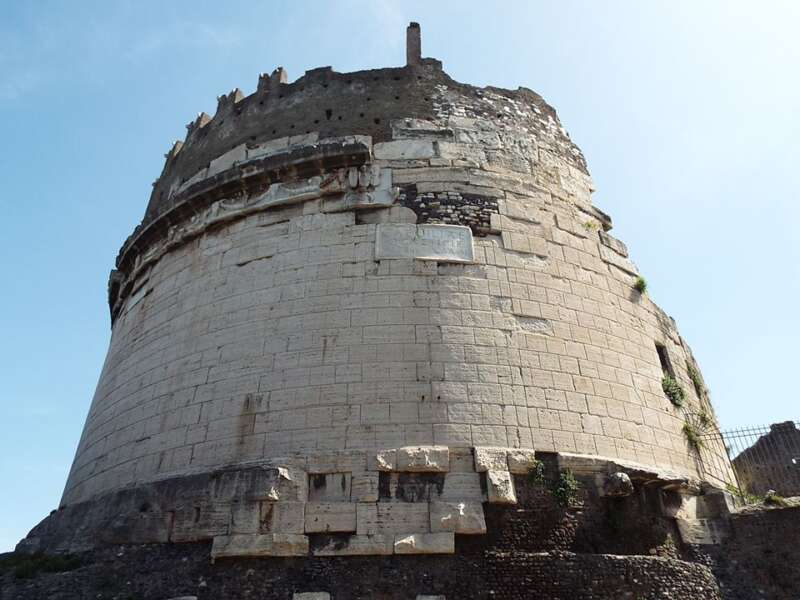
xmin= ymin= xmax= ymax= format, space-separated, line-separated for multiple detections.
xmin=702 ymin=421 xmax=800 ymax=499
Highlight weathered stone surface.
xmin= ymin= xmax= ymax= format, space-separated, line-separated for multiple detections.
xmin=210 ymin=533 xmax=308 ymax=558
xmin=304 ymin=503 xmax=356 ymax=533
xmin=357 ymin=503 xmax=429 ymax=535
xmin=396 ymin=446 xmax=450 ymax=472
xmin=311 ymin=533 xmax=394 ymax=556
xmin=430 ymin=501 xmax=486 ymax=534
xmin=350 ymin=472 xmax=380 ymax=503
xmin=438 ymin=473 xmax=483 ymax=501
xmin=602 ymin=472 xmax=634 ymax=497
xmin=474 ymin=447 xmax=508 ymax=472
xmin=293 ymin=593 xmax=331 ymax=600
xmin=486 ymin=470 xmax=517 ymax=504
xmin=308 ymin=473 xmax=352 ymax=502
xmin=370 ymin=449 xmax=397 ymax=472
xmin=507 ymin=449 xmax=540 ymax=474
xmin=262 ymin=502 xmax=305 ymax=534
xmin=374 ymin=140 xmax=435 ymax=160
xmin=393 ymin=532 xmax=455 ymax=554
xmin=375 ymin=224 xmax=474 ymax=263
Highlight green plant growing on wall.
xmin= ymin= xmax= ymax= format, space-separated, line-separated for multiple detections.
xmin=527 ymin=459 xmax=545 ymax=484
xmin=662 ymin=375 xmax=685 ymax=407
xmin=551 ymin=469 xmax=580 ymax=507
xmin=696 ymin=410 xmax=712 ymax=429
xmin=687 ymin=363 xmax=705 ymax=398
xmin=764 ymin=491 xmax=788 ymax=507
xmin=725 ymin=483 xmax=761 ymax=506
xmin=583 ymin=220 xmax=598 ymax=231
xmin=634 ymin=276 xmax=647 ymax=294
xmin=682 ymin=422 xmax=704 ymax=451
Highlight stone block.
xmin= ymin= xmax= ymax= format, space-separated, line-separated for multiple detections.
xmin=393 ymin=532 xmax=454 ymax=554
xmin=485 ymin=470 xmax=517 ymax=504
xmin=261 ymin=502 xmax=305 ymax=534
xmin=602 ymin=472 xmax=634 ymax=497
xmin=307 ymin=450 xmax=366 ymax=474
xmin=507 ymin=449 xmax=539 ymax=474
xmin=311 ymin=533 xmax=394 ymax=556
xmin=308 ymin=473 xmax=352 ymax=502
xmin=304 ymin=502 xmax=356 ymax=533
xmin=396 ymin=446 xmax=450 ymax=472
xmin=293 ymin=593 xmax=331 ymax=600
xmin=375 ymin=224 xmax=474 ymax=263
xmin=357 ymin=502 xmax=429 ymax=535
xmin=417 ymin=596 xmax=447 ymax=600
xmin=351 ymin=472 xmax=380 ymax=502
xmin=448 ymin=447 xmax=475 ymax=472
xmin=210 ymin=533 xmax=308 ymax=558
xmin=474 ymin=447 xmax=508 ymax=472
xmin=438 ymin=473 xmax=483 ymax=501
xmin=374 ymin=140 xmax=436 ymax=160
xmin=369 ymin=449 xmax=397 ymax=471
xmin=430 ymin=501 xmax=486 ymax=534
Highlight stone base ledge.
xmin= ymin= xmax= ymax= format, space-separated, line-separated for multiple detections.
xmin=18 ymin=445 xmax=721 ymax=557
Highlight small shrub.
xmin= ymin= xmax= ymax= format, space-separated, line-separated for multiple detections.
xmin=682 ymin=422 xmax=704 ymax=451
xmin=527 ymin=459 xmax=545 ymax=484
xmin=725 ymin=483 xmax=761 ymax=505
xmin=634 ymin=276 xmax=647 ymax=294
xmin=662 ymin=375 xmax=685 ymax=407
xmin=764 ymin=492 xmax=788 ymax=507
xmin=696 ymin=410 xmax=712 ymax=429
xmin=551 ymin=469 xmax=580 ymax=507
xmin=583 ymin=221 xmax=598 ymax=231
xmin=687 ymin=363 xmax=705 ymax=398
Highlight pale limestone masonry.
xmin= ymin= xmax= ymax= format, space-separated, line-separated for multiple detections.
xmin=21 ymin=23 xmax=734 ymax=557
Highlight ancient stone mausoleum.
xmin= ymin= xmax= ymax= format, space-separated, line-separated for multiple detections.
xmin=16 ymin=23 xmax=798 ymax=600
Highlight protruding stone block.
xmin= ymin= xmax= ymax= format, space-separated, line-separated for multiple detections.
xmin=370 ymin=449 xmax=397 ymax=471
xmin=486 ymin=470 xmax=517 ymax=504
xmin=602 ymin=472 xmax=634 ymax=497
xmin=474 ymin=447 xmax=508 ymax=472
xmin=304 ymin=502 xmax=356 ymax=533
xmin=397 ymin=446 xmax=450 ymax=472
xmin=394 ymin=532 xmax=454 ymax=554
xmin=210 ymin=533 xmax=308 ymax=558
xmin=507 ymin=449 xmax=539 ymax=474
xmin=430 ymin=501 xmax=486 ymax=534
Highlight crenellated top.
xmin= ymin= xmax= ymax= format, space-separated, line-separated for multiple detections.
xmin=142 ymin=33 xmax=587 ymax=232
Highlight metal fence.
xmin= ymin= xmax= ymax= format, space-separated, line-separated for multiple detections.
xmin=702 ymin=421 xmax=800 ymax=499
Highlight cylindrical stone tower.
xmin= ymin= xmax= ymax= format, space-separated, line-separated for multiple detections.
xmin=20 ymin=24 xmax=732 ymax=570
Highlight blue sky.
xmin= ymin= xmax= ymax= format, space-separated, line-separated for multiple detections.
xmin=1 ymin=1 xmax=798 ymax=551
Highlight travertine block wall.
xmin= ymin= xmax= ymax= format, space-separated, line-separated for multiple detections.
xmin=59 ymin=39 xmax=731 ymax=532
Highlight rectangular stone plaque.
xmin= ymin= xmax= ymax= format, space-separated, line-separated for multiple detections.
xmin=375 ymin=224 xmax=474 ymax=263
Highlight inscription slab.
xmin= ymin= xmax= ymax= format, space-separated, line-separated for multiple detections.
xmin=375 ymin=224 xmax=474 ymax=263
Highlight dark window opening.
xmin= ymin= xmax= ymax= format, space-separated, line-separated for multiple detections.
xmin=325 ymin=109 xmax=333 ymax=120
xmin=655 ymin=343 xmax=674 ymax=377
